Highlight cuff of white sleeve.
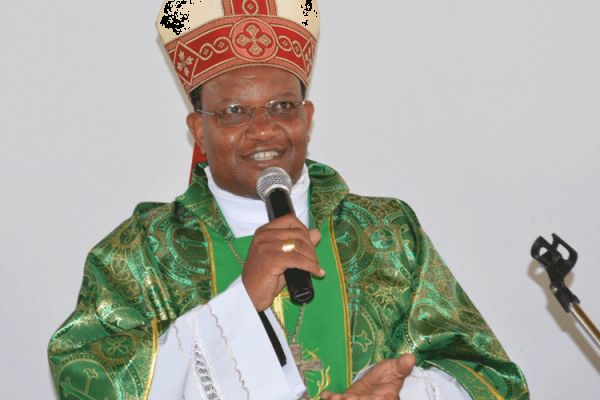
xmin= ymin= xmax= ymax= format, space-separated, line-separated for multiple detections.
xmin=400 ymin=366 xmax=471 ymax=400
xmin=354 ymin=365 xmax=471 ymax=400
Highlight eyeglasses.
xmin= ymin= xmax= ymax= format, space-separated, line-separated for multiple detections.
xmin=196 ymin=100 xmax=310 ymax=127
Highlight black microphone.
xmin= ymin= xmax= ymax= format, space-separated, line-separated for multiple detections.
xmin=256 ymin=167 xmax=315 ymax=304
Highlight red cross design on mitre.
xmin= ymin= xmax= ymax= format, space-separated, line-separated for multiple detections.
xmin=230 ymin=18 xmax=277 ymax=61
xmin=173 ymin=42 xmax=200 ymax=85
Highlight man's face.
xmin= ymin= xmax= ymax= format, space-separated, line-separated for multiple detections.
xmin=187 ymin=66 xmax=314 ymax=199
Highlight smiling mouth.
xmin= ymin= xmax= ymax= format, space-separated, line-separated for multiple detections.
xmin=249 ymin=151 xmax=281 ymax=161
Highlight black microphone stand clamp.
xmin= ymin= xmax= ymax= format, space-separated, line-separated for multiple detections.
xmin=531 ymin=233 xmax=600 ymax=350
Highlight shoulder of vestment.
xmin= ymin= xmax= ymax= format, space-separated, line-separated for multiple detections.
xmin=84 ymin=200 xmax=213 ymax=323
xmin=338 ymin=193 xmax=420 ymax=226
xmin=333 ymin=193 xmax=425 ymax=257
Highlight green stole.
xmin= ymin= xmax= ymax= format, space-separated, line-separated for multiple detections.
xmin=203 ymin=216 xmax=351 ymax=398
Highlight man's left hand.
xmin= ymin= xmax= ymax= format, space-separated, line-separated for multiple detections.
xmin=320 ymin=354 xmax=416 ymax=400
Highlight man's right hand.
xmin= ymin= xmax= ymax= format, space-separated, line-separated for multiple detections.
xmin=320 ymin=354 xmax=416 ymax=400
xmin=241 ymin=214 xmax=324 ymax=311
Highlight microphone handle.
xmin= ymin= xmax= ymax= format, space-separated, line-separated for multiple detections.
xmin=265 ymin=188 xmax=295 ymax=220
xmin=266 ymin=189 xmax=315 ymax=305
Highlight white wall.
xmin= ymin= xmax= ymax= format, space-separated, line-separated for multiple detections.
xmin=1 ymin=1 xmax=598 ymax=398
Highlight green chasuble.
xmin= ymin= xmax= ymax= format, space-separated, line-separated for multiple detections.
xmin=48 ymin=160 xmax=529 ymax=399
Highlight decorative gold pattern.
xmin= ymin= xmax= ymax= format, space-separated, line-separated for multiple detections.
xmin=231 ymin=18 xmax=278 ymax=61
xmin=198 ymin=221 xmax=218 ymax=297
xmin=48 ymin=161 xmax=529 ymax=399
xmin=156 ymin=0 xmax=319 ymax=95
xmin=277 ymin=34 xmax=305 ymax=58
xmin=197 ymin=37 xmax=232 ymax=61
xmin=449 ymin=359 xmax=504 ymax=400
xmin=328 ymin=214 xmax=352 ymax=388
xmin=272 ymin=290 xmax=288 ymax=326
xmin=142 ymin=319 xmax=159 ymax=400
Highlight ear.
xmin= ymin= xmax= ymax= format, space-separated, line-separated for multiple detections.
xmin=187 ymin=112 xmax=206 ymax=154
xmin=304 ymin=100 xmax=315 ymax=140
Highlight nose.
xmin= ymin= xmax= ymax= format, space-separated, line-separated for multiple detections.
xmin=245 ymin=107 xmax=280 ymax=140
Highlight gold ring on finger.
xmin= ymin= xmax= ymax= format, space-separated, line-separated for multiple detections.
xmin=281 ymin=239 xmax=296 ymax=253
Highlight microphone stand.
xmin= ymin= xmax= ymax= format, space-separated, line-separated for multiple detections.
xmin=531 ymin=233 xmax=600 ymax=350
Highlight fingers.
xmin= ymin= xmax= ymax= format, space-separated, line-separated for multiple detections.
xmin=259 ymin=213 xmax=308 ymax=230
xmin=255 ymin=228 xmax=316 ymax=255
xmin=255 ymin=229 xmax=322 ymax=264
xmin=344 ymin=355 xmax=415 ymax=396
xmin=258 ymin=215 xmax=321 ymax=244
xmin=368 ymin=354 xmax=415 ymax=383
xmin=272 ymin=248 xmax=325 ymax=277
xmin=393 ymin=354 xmax=416 ymax=378
xmin=320 ymin=392 xmax=355 ymax=400
xmin=309 ymin=229 xmax=321 ymax=245
xmin=242 ymin=215 xmax=324 ymax=311
xmin=321 ymin=392 xmax=367 ymax=400
xmin=382 ymin=354 xmax=416 ymax=379
xmin=253 ymin=216 xmax=323 ymax=277
xmin=320 ymin=356 xmax=416 ymax=400
xmin=252 ymin=234 xmax=323 ymax=276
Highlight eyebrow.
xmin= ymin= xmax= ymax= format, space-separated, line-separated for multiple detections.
xmin=270 ymin=91 xmax=299 ymax=99
xmin=217 ymin=92 xmax=300 ymax=105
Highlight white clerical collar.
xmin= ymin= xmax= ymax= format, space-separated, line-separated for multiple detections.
xmin=205 ymin=165 xmax=310 ymax=238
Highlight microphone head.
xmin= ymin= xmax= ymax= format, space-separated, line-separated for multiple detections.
xmin=256 ymin=167 xmax=292 ymax=201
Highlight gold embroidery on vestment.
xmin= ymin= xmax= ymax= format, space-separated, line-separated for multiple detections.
xmin=328 ymin=215 xmax=352 ymax=387
xmin=198 ymin=222 xmax=218 ymax=297
xmin=143 ymin=319 xmax=159 ymax=400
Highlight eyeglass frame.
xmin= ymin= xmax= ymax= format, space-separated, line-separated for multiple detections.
xmin=195 ymin=99 xmax=312 ymax=127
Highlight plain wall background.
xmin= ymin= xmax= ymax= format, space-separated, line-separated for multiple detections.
xmin=1 ymin=0 xmax=599 ymax=398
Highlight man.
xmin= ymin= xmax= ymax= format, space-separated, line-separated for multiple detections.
xmin=48 ymin=1 xmax=528 ymax=399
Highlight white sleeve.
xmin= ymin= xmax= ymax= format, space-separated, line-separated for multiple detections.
xmin=399 ymin=366 xmax=472 ymax=400
xmin=148 ymin=277 xmax=305 ymax=400
xmin=353 ymin=365 xmax=471 ymax=400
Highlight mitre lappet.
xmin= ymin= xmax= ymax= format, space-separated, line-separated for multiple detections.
xmin=156 ymin=0 xmax=320 ymax=167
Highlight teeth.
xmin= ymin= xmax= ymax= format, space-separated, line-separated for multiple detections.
xmin=250 ymin=151 xmax=279 ymax=161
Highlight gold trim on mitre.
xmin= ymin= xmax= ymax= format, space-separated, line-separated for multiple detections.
xmin=156 ymin=0 xmax=320 ymax=94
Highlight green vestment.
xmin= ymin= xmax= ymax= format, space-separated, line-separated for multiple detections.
xmin=48 ymin=160 xmax=529 ymax=399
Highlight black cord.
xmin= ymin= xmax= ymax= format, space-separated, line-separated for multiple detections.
xmin=258 ymin=311 xmax=287 ymax=366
